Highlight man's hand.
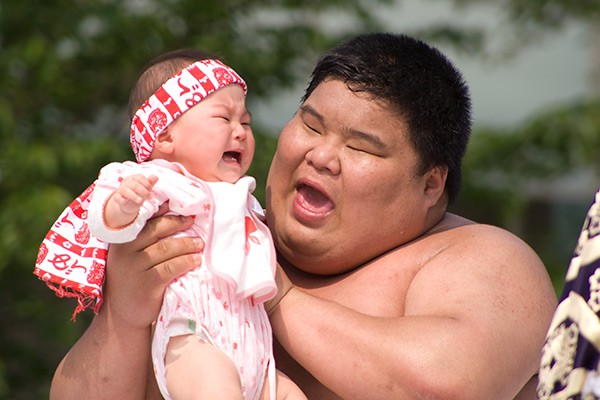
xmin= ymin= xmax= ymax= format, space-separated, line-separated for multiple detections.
xmin=104 ymin=210 xmax=204 ymax=328
xmin=265 ymin=262 xmax=295 ymax=316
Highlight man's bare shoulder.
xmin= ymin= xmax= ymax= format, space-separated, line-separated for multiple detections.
xmin=411 ymin=213 xmax=552 ymax=277
xmin=374 ymin=213 xmax=546 ymax=278
xmin=403 ymin=215 xmax=557 ymax=394
xmin=378 ymin=212 xmax=555 ymax=345
xmin=406 ymin=215 xmax=557 ymax=309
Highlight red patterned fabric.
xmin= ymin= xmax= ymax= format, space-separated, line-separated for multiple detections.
xmin=34 ymin=183 xmax=106 ymax=317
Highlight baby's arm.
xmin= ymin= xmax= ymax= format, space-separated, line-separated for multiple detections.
xmin=104 ymin=174 xmax=158 ymax=229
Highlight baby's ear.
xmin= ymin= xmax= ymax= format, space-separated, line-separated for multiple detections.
xmin=154 ymin=129 xmax=174 ymax=154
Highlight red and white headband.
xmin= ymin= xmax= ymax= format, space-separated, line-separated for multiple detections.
xmin=130 ymin=59 xmax=247 ymax=162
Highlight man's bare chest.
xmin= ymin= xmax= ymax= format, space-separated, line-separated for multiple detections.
xmin=291 ymin=250 xmax=427 ymax=318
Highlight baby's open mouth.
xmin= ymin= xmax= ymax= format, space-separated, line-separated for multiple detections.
xmin=223 ymin=151 xmax=241 ymax=164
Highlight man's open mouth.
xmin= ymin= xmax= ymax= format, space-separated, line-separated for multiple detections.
xmin=295 ymin=182 xmax=334 ymax=216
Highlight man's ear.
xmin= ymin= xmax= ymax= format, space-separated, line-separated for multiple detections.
xmin=423 ymin=165 xmax=448 ymax=206
xmin=154 ymin=128 xmax=174 ymax=155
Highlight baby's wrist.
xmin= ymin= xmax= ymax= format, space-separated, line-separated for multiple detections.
xmin=104 ymin=197 xmax=138 ymax=230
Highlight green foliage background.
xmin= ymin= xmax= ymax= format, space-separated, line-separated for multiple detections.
xmin=0 ymin=0 xmax=598 ymax=398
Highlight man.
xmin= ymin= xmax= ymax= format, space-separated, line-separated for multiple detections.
xmin=50 ymin=32 xmax=557 ymax=399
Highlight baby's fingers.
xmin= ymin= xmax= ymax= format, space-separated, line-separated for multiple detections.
xmin=120 ymin=175 xmax=157 ymax=202
xmin=113 ymin=186 xmax=145 ymax=208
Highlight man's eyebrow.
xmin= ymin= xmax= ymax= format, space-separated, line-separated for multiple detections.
xmin=347 ymin=128 xmax=387 ymax=151
xmin=300 ymin=103 xmax=387 ymax=151
xmin=299 ymin=104 xmax=323 ymax=123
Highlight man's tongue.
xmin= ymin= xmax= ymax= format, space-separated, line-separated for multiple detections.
xmin=297 ymin=185 xmax=334 ymax=214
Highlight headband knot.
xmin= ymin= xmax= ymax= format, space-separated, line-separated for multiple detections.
xmin=130 ymin=59 xmax=247 ymax=162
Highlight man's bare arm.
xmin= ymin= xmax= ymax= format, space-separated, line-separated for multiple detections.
xmin=50 ymin=307 xmax=153 ymax=399
xmin=50 ymin=214 xmax=202 ymax=399
xmin=270 ymin=224 xmax=557 ymax=400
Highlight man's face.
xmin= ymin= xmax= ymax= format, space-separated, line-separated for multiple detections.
xmin=266 ymin=79 xmax=441 ymax=275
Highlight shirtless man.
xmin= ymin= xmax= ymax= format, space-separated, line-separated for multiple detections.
xmin=50 ymin=32 xmax=557 ymax=399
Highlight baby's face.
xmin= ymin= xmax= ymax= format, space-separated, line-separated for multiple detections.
xmin=167 ymin=84 xmax=254 ymax=183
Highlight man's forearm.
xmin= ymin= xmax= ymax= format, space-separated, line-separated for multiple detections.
xmin=269 ymin=288 xmax=484 ymax=400
xmin=50 ymin=308 xmax=153 ymax=399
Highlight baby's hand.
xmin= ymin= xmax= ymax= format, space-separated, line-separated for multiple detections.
xmin=113 ymin=174 xmax=159 ymax=215
xmin=104 ymin=174 xmax=159 ymax=229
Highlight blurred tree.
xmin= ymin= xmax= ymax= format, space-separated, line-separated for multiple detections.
xmin=449 ymin=0 xmax=600 ymax=52
xmin=452 ymin=100 xmax=600 ymax=286
xmin=454 ymin=0 xmax=600 ymax=27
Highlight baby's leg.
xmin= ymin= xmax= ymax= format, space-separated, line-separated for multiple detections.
xmin=165 ymin=334 xmax=243 ymax=400
xmin=259 ymin=369 xmax=307 ymax=400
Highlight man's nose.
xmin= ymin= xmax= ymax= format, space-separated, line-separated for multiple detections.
xmin=305 ymin=139 xmax=341 ymax=175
